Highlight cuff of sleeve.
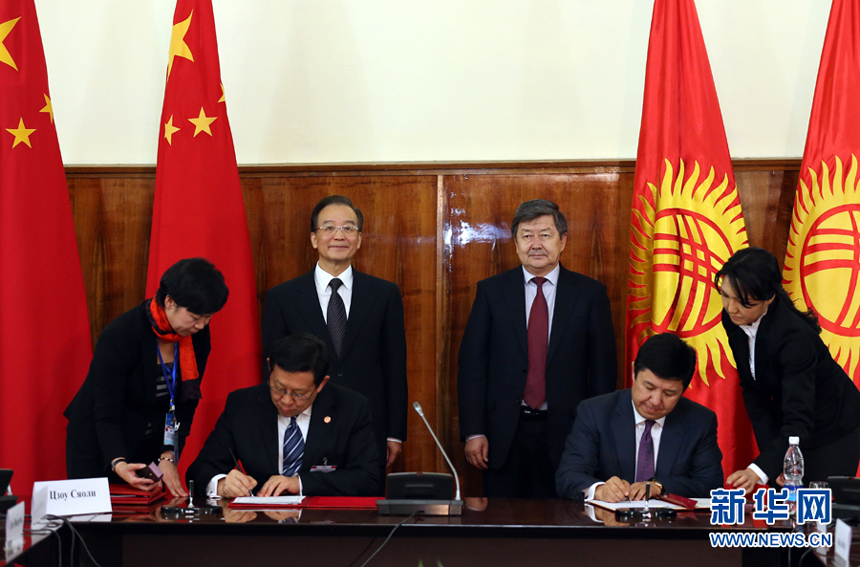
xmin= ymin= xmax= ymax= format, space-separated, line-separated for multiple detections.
xmin=748 ymin=463 xmax=768 ymax=485
xmin=584 ymin=482 xmax=604 ymax=502
xmin=466 ymin=434 xmax=487 ymax=442
xmin=207 ymin=474 xmax=227 ymax=497
xmin=386 ymin=438 xmax=402 ymax=444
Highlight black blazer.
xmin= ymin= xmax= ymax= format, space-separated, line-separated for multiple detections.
xmin=722 ymin=296 xmax=860 ymax=479
xmin=186 ymin=382 xmax=380 ymax=496
xmin=457 ymin=265 xmax=617 ymax=470
xmin=555 ymin=389 xmax=723 ymax=500
xmin=65 ymin=300 xmax=210 ymax=477
xmin=262 ymin=269 xmax=408 ymax=458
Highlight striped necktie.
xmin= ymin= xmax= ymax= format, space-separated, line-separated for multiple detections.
xmin=282 ymin=416 xmax=304 ymax=477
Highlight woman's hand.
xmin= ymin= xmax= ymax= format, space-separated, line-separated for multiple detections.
xmin=158 ymin=452 xmax=187 ymax=497
xmin=727 ymin=467 xmax=762 ymax=495
xmin=114 ymin=461 xmax=159 ymax=492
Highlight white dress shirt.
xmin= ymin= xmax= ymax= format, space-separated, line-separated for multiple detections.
xmin=740 ymin=308 xmax=769 ymax=484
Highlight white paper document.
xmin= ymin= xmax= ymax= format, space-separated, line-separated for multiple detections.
xmin=232 ymin=495 xmax=305 ymax=505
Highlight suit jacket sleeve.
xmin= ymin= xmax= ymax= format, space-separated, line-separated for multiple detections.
xmin=89 ymin=318 xmax=141 ymax=468
xmin=186 ymin=392 xmax=239 ymax=494
xmin=753 ymin=325 xmax=818 ymax=479
xmin=298 ymin=398 xmax=380 ymax=496
xmin=587 ymin=284 xmax=618 ymax=396
xmin=381 ymin=282 xmax=408 ymax=441
xmin=555 ymin=401 xmax=603 ymax=501
xmin=661 ymin=410 xmax=724 ymax=498
xmin=457 ymin=281 xmax=492 ymax=439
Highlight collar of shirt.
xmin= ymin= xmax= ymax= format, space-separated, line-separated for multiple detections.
xmin=314 ymin=263 xmax=354 ymax=320
xmin=315 ymin=262 xmax=354 ymax=293
xmin=631 ymin=400 xmax=666 ymax=429
xmin=739 ymin=306 xmax=768 ymax=341
xmin=521 ymin=262 xmax=561 ymax=287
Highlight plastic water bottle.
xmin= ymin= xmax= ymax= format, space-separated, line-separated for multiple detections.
xmin=783 ymin=436 xmax=804 ymax=515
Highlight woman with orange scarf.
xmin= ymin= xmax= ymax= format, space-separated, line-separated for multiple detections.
xmin=65 ymin=258 xmax=228 ymax=497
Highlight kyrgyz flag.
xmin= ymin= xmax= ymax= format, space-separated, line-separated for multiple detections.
xmin=0 ymin=1 xmax=92 ymax=489
xmin=146 ymin=0 xmax=260 ymax=480
xmin=626 ymin=0 xmax=754 ymax=477
xmin=783 ymin=0 xmax=860 ymax=385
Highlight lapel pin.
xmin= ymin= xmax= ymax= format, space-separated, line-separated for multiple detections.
xmin=324 ymin=416 xmax=332 ymax=424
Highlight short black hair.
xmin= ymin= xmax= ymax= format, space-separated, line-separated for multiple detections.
xmin=155 ymin=258 xmax=228 ymax=314
xmin=511 ymin=199 xmax=568 ymax=239
xmin=633 ymin=333 xmax=697 ymax=390
xmin=267 ymin=333 xmax=330 ymax=386
xmin=310 ymin=195 xmax=364 ymax=233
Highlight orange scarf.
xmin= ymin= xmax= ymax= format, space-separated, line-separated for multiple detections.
xmin=148 ymin=298 xmax=198 ymax=391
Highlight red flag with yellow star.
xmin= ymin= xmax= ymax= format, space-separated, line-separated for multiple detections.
xmin=146 ymin=0 xmax=260 ymax=481
xmin=783 ymin=0 xmax=860 ymax=390
xmin=0 ymin=1 xmax=92 ymax=490
xmin=626 ymin=0 xmax=755 ymax=477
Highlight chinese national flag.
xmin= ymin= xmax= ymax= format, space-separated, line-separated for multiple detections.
xmin=146 ymin=0 xmax=260 ymax=481
xmin=783 ymin=0 xmax=860 ymax=391
xmin=626 ymin=0 xmax=755 ymax=477
xmin=0 ymin=1 xmax=92 ymax=490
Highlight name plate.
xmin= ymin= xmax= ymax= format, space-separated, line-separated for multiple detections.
xmin=4 ymin=501 xmax=24 ymax=545
xmin=835 ymin=518 xmax=852 ymax=564
xmin=31 ymin=478 xmax=111 ymax=522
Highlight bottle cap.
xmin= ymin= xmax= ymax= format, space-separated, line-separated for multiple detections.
xmin=789 ymin=436 xmax=800 ymax=445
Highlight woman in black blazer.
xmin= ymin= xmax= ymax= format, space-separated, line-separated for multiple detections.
xmin=717 ymin=247 xmax=860 ymax=491
xmin=65 ymin=258 xmax=228 ymax=496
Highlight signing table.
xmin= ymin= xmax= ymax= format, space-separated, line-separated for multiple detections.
xmin=67 ymin=497 xmax=790 ymax=567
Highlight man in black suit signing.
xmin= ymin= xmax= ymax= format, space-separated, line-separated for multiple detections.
xmin=555 ymin=333 xmax=723 ymax=502
xmin=262 ymin=196 xmax=408 ymax=490
xmin=187 ymin=333 xmax=379 ymax=497
xmin=458 ymin=199 xmax=617 ymax=498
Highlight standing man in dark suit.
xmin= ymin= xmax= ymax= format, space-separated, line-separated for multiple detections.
xmin=187 ymin=333 xmax=379 ymax=497
xmin=458 ymin=199 xmax=617 ymax=498
xmin=555 ymin=333 xmax=723 ymax=502
xmin=262 ymin=196 xmax=407 ymax=490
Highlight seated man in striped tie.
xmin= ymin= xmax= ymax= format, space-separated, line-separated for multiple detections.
xmin=187 ymin=332 xmax=379 ymax=497
xmin=555 ymin=333 xmax=724 ymax=502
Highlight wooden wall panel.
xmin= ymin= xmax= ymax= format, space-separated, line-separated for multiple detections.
xmin=65 ymin=161 xmax=799 ymax=497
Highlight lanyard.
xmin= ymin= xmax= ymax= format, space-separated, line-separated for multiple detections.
xmin=156 ymin=342 xmax=179 ymax=408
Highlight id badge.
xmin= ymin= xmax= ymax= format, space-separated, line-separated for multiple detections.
xmin=163 ymin=412 xmax=176 ymax=446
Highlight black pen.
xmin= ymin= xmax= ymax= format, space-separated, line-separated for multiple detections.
xmin=228 ymin=448 xmax=253 ymax=498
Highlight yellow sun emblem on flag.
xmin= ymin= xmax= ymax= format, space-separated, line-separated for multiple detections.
xmin=784 ymin=155 xmax=860 ymax=382
xmin=629 ymin=158 xmax=748 ymax=387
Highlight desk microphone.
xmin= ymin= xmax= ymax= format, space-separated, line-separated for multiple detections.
xmin=376 ymin=402 xmax=464 ymax=516
xmin=412 ymin=402 xmax=461 ymax=501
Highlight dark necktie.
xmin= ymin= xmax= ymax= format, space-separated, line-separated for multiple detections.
xmin=282 ymin=416 xmax=304 ymax=477
xmin=524 ymin=276 xmax=548 ymax=409
xmin=327 ymin=278 xmax=347 ymax=358
xmin=635 ymin=420 xmax=656 ymax=483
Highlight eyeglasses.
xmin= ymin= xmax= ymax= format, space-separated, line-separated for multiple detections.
xmin=268 ymin=382 xmax=315 ymax=401
xmin=317 ymin=225 xmax=359 ymax=236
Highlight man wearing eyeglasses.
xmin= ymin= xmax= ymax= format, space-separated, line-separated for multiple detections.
xmin=187 ymin=333 xmax=379 ymax=497
xmin=262 ymin=195 xmax=408 ymax=493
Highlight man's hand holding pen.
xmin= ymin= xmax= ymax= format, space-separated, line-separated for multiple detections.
xmin=217 ymin=469 xmax=257 ymax=498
